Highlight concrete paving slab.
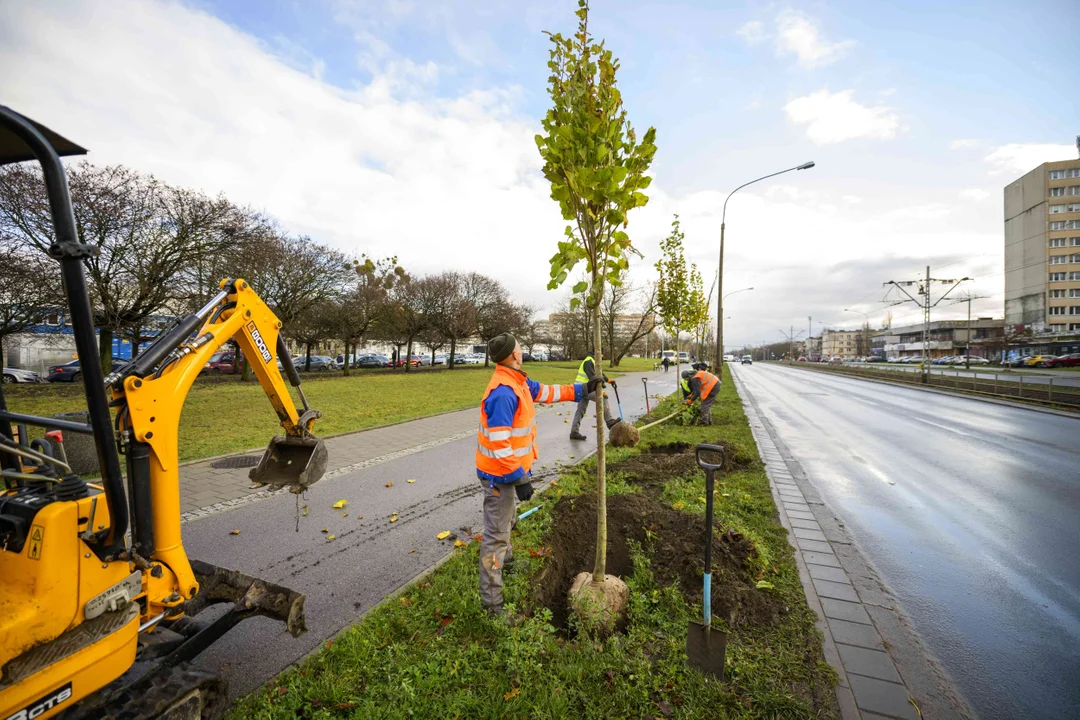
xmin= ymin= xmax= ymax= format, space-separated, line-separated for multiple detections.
xmin=847 ymin=674 xmax=919 ymax=720
xmin=808 ymin=564 xmax=851 ymax=583
xmin=793 ymin=526 xmax=828 ymax=542
xmin=828 ymin=618 xmax=884 ymax=650
xmin=821 ymin=598 xmax=872 ymax=625
xmin=814 ymin=578 xmax=860 ymax=602
xmin=802 ymin=550 xmax=841 ymax=567
xmin=838 ymin=644 xmax=902 ymax=683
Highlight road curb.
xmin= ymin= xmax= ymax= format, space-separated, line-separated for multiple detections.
xmin=732 ymin=370 xmax=922 ymax=720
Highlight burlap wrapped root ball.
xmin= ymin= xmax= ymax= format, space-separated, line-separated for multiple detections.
xmin=568 ymin=572 xmax=630 ymax=636
xmin=609 ymin=421 xmax=640 ymax=448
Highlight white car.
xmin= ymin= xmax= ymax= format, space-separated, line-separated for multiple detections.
xmin=722 ymin=354 xmax=735 ymax=362
xmin=2 ymin=367 xmax=43 ymax=383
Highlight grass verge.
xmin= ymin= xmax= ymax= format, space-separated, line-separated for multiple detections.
xmin=3 ymin=360 xmax=645 ymax=464
xmin=230 ymin=366 xmax=838 ymax=719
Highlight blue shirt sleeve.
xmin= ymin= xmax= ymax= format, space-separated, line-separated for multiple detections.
xmin=483 ymin=385 xmax=519 ymax=427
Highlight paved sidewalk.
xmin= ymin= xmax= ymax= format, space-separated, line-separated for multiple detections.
xmin=179 ymin=409 xmax=478 ymax=519
xmin=735 ymin=373 xmax=920 ymax=720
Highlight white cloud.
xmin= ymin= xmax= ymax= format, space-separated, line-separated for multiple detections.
xmin=784 ymin=89 xmax=900 ymax=144
xmin=983 ymin=143 xmax=1077 ymax=177
xmin=959 ymin=188 xmax=991 ymax=202
xmin=737 ymin=20 xmax=766 ymax=45
xmin=842 ymin=195 xmax=863 ymax=204
xmin=774 ymin=9 xmax=854 ymax=68
xmin=949 ymin=138 xmax=980 ymax=150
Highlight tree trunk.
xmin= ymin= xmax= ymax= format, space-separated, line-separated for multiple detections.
xmin=405 ymin=338 xmax=413 ymax=373
xmin=591 ymin=301 xmax=607 ymax=584
xmin=448 ymin=337 xmax=456 ymax=370
xmin=484 ymin=347 xmax=490 ymax=367
xmin=129 ymin=331 xmax=141 ymax=359
xmin=305 ymin=343 xmax=312 ymax=372
xmin=430 ymin=347 xmax=436 ymax=365
xmin=99 ymin=327 xmax=113 ymax=374
xmin=342 ymin=338 xmax=350 ymax=377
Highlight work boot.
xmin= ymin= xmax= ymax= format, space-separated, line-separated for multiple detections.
xmin=485 ymin=605 xmax=525 ymax=627
xmin=606 ymin=418 xmax=621 ymax=430
xmin=569 ymin=431 xmax=587 ymax=441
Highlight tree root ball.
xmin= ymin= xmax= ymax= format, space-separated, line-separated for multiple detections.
xmin=568 ymin=572 xmax=629 ymax=636
xmin=609 ymin=421 xmax=640 ymax=448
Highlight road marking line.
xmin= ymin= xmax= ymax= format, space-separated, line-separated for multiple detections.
xmin=914 ymin=418 xmax=973 ymax=437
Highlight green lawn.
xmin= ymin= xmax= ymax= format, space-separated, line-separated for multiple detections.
xmin=230 ymin=367 xmax=838 ymax=719
xmin=4 ymin=359 xmax=648 ymax=464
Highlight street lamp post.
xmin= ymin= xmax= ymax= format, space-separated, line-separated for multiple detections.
xmin=716 ymin=162 xmax=815 ymax=374
xmin=844 ymin=308 xmax=870 ymax=359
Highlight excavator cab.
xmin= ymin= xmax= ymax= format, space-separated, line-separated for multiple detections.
xmin=0 ymin=106 xmax=327 ymax=719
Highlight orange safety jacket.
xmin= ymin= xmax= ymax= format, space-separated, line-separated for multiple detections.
xmin=686 ymin=370 xmax=720 ymax=404
xmin=477 ymin=365 xmax=581 ymax=484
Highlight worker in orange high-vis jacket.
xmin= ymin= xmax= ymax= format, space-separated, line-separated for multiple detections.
xmin=477 ymin=332 xmax=599 ymax=618
xmin=682 ymin=368 xmax=721 ymax=425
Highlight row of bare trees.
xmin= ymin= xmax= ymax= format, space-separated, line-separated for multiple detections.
xmin=0 ymin=161 xmax=536 ymax=374
xmin=547 ymin=280 xmax=658 ymax=365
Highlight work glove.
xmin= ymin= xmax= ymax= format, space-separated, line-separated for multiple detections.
xmin=586 ymin=377 xmax=602 ymax=394
xmin=515 ymin=482 xmax=534 ymax=502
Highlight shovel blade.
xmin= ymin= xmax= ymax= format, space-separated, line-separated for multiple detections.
xmin=249 ymin=434 xmax=328 ymax=493
xmin=686 ymin=621 xmax=728 ymax=680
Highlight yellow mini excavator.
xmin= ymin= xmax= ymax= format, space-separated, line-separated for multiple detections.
xmin=0 ymin=106 xmax=328 ymax=719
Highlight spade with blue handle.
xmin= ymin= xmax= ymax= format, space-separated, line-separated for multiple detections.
xmin=687 ymin=443 xmax=728 ymax=680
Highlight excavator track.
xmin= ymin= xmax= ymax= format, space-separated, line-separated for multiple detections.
xmin=57 ymin=663 xmax=227 ymax=720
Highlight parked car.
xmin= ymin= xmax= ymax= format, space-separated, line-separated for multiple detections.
xmin=741 ymin=355 xmax=753 ymax=365
xmin=1045 ymin=353 xmax=1080 ymax=368
xmin=722 ymin=354 xmax=735 ymax=362
xmin=864 ymin=356 xmax=884 ymax=363
xmin=1023 ymin=354 xmax=1056 ymax=368
xmin=201 ymin=351 xmax=239 ymax=374
xmin=294 ymin=355 xmax=336 ymax=371
xmin=2 ymin=367 xmax=43 ymax=384
xmin=47 ymin=357 xmax=129 ymax=382
xmin=953 ymin=355 xmax=990 ymax=365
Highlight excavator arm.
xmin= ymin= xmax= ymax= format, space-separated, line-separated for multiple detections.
xmin=109 ymin=277 xmax=326 ymax=625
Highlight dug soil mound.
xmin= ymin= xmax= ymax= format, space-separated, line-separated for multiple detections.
xmin=610 ymin=441 xmax=754 ymax=491
xmin=531 ymin=491 xmax=781 ymax=633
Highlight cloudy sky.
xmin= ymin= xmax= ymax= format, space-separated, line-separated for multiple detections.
xmin=3 ymin=0 xmax=1078 ymax=347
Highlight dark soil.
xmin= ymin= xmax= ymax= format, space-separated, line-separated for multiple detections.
xmin=531 ymin=491 xmax=781 ymax=633
xmin=609 ymin=440 xmax=755 ymax=493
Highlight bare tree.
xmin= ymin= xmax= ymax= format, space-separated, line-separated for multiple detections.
xmin=0 ymin=245 xmax=64 ymax=369
xmin=600 ymin=280 xmax=656 ymax=366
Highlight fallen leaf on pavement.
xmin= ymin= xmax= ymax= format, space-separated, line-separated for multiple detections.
xmin=343 ymin=513 xmax=349 ymax=517
xmin=327 ymin=535 xmax=336 ymax=541
xmin=437 ymin=531 xmax=452 ymax=540
xmin=407 ymin=478 xmax=416 ymax=483
xmin=385 ymin=481 xmax=393 ymax=487
xmin=321 ymin=528 xmax=329 ymax=533
xmin=409 ymin=548 xmax=416 ymax=553
xmin=454 ymin=540 xmax=467 ymax=548
xmin=389 ymin=514 xmax=399 ymax=523
xmin=504 ymin=687 xmax=520 ymax=700
xmin=302 ymin=507 xmax=309 ymax=516
xmin=569 ymin=455 xmax=575 ymax=459
xmin=550 ymin=480 xmax=559 ymax=486
xmin=230 ymin=530 xmax=240 ymax=535
xmin=563 ymin=419 xmax=569 ymax=423
xmin=333 ymin=499 xmax=348 ymax=509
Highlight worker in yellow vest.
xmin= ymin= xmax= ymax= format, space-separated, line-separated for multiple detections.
xmin=682 ymin=368 xmax=721 ymax=424
xmin=570 ymin=348 xmax=616 ymax=441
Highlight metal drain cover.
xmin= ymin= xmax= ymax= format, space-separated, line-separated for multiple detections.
xmin=210 ymin=455 xmax=261 ymax=469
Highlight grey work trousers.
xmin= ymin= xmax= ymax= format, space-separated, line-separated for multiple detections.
xmin=479 ymin=481 xmax=517 ymax=609
xmin=699 ymin=385 xmax=721 ymax=424
xmin=570 ymin=390 xmax=615 ymax=434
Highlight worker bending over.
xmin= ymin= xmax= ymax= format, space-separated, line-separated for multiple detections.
xmin=569 ymin=347 xmax=617 ymax=441
xmin=682 ymin=368 xmax=721 ymax=425
xmin=476 ymin=333 xmax=599 ymax=618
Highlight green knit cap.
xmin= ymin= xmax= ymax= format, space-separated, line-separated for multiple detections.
xmin=488 ymin=333 xmax=516 ymax=363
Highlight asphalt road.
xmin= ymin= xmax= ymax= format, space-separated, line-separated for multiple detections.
xmin=182 ymin=367 xmax=678 ymax=699
xmin=845 ymin=362 xmax=1080 ymax=388
xmin=733 ymin=362 xmax=1080 ymax=720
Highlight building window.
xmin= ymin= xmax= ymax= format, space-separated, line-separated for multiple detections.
xmin=1049 ymin=306 xmax=1066 ymax=315
xmin=1073 ymin=255 xmax=1080 ymax=263
xmin=1050 ymin=170 xmax=1066 ymax=179
xmin=1070 ymin=169 xmax=1080 ymax=178
xmin=1051 ymin=204 xmax=1067 ymax=214
xmin=1051 ymin=324 xmax=1067 ymax=332
xmin=1050 ymin=272 xmax=1067 ymax=281
xmin=1071 ymin=306 xmax=1080 ymax=315
xmin=1070 ymin=220 xmax=1080 ymax=229
xmin=1050 ymin=238 xmax=1067 ymax=247
xmin=1050 ymin=255 xmax=1069 ymax=264
xmin=1073 ymin=237 xmax=1080 ymax=246
xmin=1071 ymin=289 xmax=1080 ymax=298
xmin=1050 ymin=221 xmax=1067 ymax=230
xmin=1071 ymin=324 xmax=1080 ymax=331
xmin=1072 ymin=272 xmax=1080 ymax=280
xmin=1070 ymin=186 xmax=1080 ymax=196
xmin=1071 ymin=204 xmax=1080 ymax=212
xmin=1051 ymin=187 xmax=1066 ymax=197
xmin=1052 ymin=289 xmax=1066 ymax=298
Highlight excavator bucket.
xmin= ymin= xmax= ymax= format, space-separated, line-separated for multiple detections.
xmin=249 ymin=434 xmax=328 ymax=493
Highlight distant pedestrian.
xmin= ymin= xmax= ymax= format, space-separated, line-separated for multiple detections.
xmin=661 ymin=356 xmax=670 ymax=372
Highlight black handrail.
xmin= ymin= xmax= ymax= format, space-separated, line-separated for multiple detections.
xmin=0 ymin=106 xmax=128 ymax=554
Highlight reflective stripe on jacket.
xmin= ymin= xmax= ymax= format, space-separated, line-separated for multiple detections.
xmin=574 ymin=356 xmax=594 ymax=384
xmin=477 ymin=365 xmax=581 ymax=484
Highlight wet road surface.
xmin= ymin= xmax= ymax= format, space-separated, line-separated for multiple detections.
xmin=734 ymin=362 xmax=1080 ymax=720
xmin=181 ymin=368 xmax=677 ymax=699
